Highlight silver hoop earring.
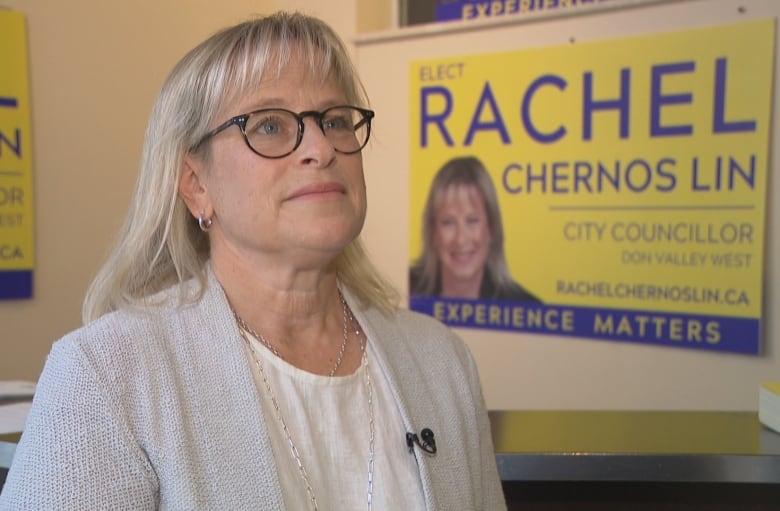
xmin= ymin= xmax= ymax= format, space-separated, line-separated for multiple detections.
xmin=198 ymin=213 xmax=213 ymax=232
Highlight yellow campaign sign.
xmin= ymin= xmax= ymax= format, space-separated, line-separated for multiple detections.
xmin=408 ymin=19 xmax=774 ymax=354
xmin=0 ymin=9 xmax=34 ymax=299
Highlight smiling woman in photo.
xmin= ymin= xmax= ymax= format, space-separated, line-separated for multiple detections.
xmin=410 ymin=155 xmax=540 ymax=302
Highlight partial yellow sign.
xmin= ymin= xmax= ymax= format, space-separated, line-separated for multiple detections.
xmin=0 ymin=10 xmax=34 ymax=298
xmin=408 ymin=19 xmax=775 ymax=354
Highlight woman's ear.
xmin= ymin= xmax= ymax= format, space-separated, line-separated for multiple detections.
xmin=179 ymin=154 xmax=210 ymax=218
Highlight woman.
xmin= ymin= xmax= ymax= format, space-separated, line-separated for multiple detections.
xmin=410 ymin=156 xmax=540 ymax=301
xmin=0 ymin=13 xmax=506 ymax=511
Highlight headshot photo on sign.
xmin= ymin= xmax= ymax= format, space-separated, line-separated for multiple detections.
xmin=0 ymin=12 xmax=507 ymax=511
xmin=410 ymin=155 xmax=540 ymax=302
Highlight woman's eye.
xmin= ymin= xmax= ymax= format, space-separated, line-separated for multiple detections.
xmin=323 ymin=114 xmax=350 ymax=131
xmin=246 ymin=113 xmax=293 ymax=137
xmin=252 ymin=118 xmax=281 ymax=135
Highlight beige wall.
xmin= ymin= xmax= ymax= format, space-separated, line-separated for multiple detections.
xmin=0 ymin=0 xmax=359 ymax=379
xmin=357 ymin=0 xmax=394 ymax=33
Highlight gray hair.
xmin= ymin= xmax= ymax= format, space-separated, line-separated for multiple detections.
xmin=83 ymin=12 xmax=397 ymax=323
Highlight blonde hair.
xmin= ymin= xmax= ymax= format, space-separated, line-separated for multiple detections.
xmin=83 ymin=12 xmax=398 ymax=323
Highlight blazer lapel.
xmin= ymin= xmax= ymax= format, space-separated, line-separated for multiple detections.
xmin=342 ymin=290 xmax=441 ymax=510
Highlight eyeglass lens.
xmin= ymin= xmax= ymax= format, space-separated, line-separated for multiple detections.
xmin=244 ymin=107 xmax=370 ymax=158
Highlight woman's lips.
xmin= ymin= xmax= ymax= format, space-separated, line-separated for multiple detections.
xmin=449 ymin=250 xmax=477 ymax=264
xmin=286 ymin=182 xmax=345 ymax=200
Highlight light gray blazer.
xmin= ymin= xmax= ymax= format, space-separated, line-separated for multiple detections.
xmin=0 ymin=270 xmax=506 ymax=510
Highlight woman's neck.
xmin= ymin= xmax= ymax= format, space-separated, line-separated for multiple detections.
xmin=212 ymin=254 xmax=360 ymax=375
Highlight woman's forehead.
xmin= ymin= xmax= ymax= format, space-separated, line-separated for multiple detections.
xmin=216 ymin=63 xmax=339 ymax=118
xmin=437 ymin=184 xmax=485 ymax=210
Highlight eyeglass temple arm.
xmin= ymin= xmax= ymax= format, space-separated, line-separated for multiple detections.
xmin=354 ymin=111 xmax=374 ymax=130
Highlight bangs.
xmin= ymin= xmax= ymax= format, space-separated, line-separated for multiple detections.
xmin=214 ymin=17 xmax=361 ymax=114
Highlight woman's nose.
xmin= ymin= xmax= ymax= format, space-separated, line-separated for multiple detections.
xmin=454 ymin=221 xmax=470 ymax=243
xmin=296 ymin=118 xmax=336 ymax=166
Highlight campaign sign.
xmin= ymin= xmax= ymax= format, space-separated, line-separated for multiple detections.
xmin=408 ymin=20 xmax=774 ymax=354
xmin=0 ymin=10 xmax=34 ymax=299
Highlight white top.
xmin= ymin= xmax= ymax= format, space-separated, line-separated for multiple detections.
xmin=242 ymin=332 xmax=426 ymax=511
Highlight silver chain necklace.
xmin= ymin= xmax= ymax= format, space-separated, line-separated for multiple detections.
xmin=234 ymin=296 xmax=375 ymax=511
xmin=232 ymin=291 xmax=349 ymax=377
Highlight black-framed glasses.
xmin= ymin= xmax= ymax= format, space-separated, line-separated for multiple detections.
xmin=193 ymin=105 xmax=375 ymax=159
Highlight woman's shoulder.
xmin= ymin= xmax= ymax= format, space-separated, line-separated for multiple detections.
xmin=62 ymin=293 xmax=174 ymax=346
xmin=42 ymin=279 xmax=233 ymax=415
xmin=49 ymin=306 xmax=168 ymax=380
xmin=51 ymin=280 xmax=208 ymax=372
xmin=486 ymin=278 xmax=542 ymax=302
xmin=370 ymin=306 xmax=474 ymax=362
xmin=386 ymin=306 xmax=454 ymax=336
xmin=408 ymin=265 xmax=426 ymax=295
